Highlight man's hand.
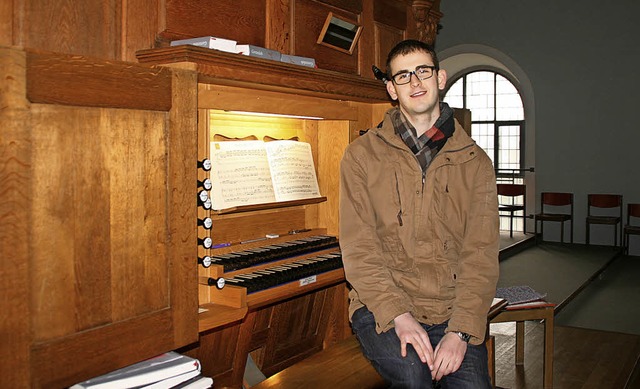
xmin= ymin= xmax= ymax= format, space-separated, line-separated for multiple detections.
xmin=393 ymin=312 xmax=434 ymax=369
xmin=432 ymin=332 xmax=468 ymax=380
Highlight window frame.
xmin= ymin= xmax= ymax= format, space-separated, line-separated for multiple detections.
xmin=443 ymin=69 xmax=526 ymax=180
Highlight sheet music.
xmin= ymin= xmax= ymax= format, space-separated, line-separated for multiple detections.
xmin=265 ymin=140 xmax=321 ymax=202
xmin=209 ymin=140 xmax=321 ymax=210
xmin=209 ymin=141 xmax=276 ymax=210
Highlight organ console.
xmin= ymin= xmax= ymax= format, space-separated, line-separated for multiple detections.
xmin=136 ymin=45 xmax=393 ymax=389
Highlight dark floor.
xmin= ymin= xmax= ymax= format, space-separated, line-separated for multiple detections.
xmin=495 ymin=232 xmax=640 ymax=388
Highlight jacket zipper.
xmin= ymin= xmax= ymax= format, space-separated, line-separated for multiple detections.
xmin=395 ymin=171 xmax=403 ymax=226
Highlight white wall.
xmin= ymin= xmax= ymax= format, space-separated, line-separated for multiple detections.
xmin=436 ymin=1 xmax=640 ymax=252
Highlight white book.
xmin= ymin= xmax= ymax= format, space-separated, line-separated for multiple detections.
xmin=172 ymin=376 xmax=214 ymax=389
xmin=140 ymin=369 xmax=200 ymax=389
xmin=69 ymin=352 xmax=201 ymax=389
xmin=236 ymin=44 xmax=281 ymax=61
xmin=209 ymin=140 xmax=321 ymax=210
xmin=170 ymin=36 xmax=237 ymax=53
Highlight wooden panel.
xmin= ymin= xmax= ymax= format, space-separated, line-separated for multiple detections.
xmin=28 ymin=105 xmax=168 ymax=339
xmin=373 ymin=0 xmax=407 ymax=31
xmin=31 ymin=311 xmax=175 ymax=389
xmin=317 ymin=120 xmax=350 ymax=236
xmin=294 ymin=0 xmax=360 ymax=75
xmin=122 ymin=0 xmax=162 ymax=61
xmin=209 ymin=208 xmax=307 ymax=246
xmin=0 ymin=1 xmax=16 ymax=46
xmin=27 ymin=50 xmax=173 ymax=111
xmin=317 ymin=0 xmax=363 ymax=13
xmin=266 ymin=0 xmax=291 ymax=53
xmin=24 ymin=0 xmax=121 ymax=60
xmin=0 ymin=46 xmax=199 ymax=388
xmin=260 ymin=288 xmax=332 ymax=375
xmin=182 ymin=323 xmax=243 ymax=387
xmin=163 ymin=0 xmax=265 ymax=46
xmin=166 ymin=65 xmax=200 ymax=346
xmin=0 ymin=46 xmax=31 ymax=389
xmin=199 ymin=85 xmax=360 ymax=120
xmin=374 ymin=22 xmax=405 ymax=71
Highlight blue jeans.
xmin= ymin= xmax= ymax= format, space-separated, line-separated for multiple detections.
xmin=352 ymin=307 xmax=491 ymax=389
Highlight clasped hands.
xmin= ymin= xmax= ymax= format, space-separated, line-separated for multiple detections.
xmin=393 ymin=312 xmax=467 ymax=381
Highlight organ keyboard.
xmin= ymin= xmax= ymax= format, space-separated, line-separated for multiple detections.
xmin=199 ymin=231 xmax=345 ymax=313
xmin=206 ymin=235 xmax=339 ymax=273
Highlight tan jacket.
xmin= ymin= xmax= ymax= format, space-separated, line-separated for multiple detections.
xmin=339 ymin=109 xmax=500 ymax=345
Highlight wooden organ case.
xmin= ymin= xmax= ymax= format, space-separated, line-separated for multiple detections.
xmin=137 ymin=46 xmax=392 ymax=388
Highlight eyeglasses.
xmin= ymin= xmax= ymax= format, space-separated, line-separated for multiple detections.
xmin=390 ymin=65 xmax=437 ymax=85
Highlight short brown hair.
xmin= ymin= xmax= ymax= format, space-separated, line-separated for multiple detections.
xmin=386 ymin=39 xmax=440 ymax=78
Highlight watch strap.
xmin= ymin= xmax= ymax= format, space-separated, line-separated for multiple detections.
xmin=455 ymin=331 xmax=471 ymax=343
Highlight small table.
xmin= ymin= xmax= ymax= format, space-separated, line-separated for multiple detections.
xmin=490 ymin=301 xmax=555 ymax=389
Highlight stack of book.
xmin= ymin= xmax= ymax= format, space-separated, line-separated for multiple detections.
xmin=170 ymin=36 xmax=317 ymax=68
xmin=70 ymin=352 xmax=213 ymax=389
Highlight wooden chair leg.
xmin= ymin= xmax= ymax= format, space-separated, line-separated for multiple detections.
xmin=486 ymin=335 xmax=496 ymax=388
xmin=515 ymin=321 xmax=525 ymax=365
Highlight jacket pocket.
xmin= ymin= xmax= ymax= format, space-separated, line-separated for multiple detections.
xmin=381 ymin=237 xmax=413 ymax=271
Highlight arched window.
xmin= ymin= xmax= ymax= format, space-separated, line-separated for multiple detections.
xmin=444 ymin=70 xmax=525 ymax=177
xmin=444 ymin=70 xmax=527 ymax=235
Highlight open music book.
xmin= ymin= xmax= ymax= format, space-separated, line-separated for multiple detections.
xmin=209 ymin=140 xmax=321 ymax=210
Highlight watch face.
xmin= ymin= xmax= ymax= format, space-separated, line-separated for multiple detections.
xmin=457 ymin=332 xmax=470 ymax=342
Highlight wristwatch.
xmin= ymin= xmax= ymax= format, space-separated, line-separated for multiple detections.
xmin=455 ymin=331 xmax=471 ymax=343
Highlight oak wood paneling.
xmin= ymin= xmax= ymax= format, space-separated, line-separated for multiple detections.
xmin=0 ymin=46 xmax=199 ymax=388
xmin=266 ymin=0 xmax=291 ymax=53
xmin=375 ymin=22 xmax=406 ymax=71
xmin=24 ymin=0 xmax=121 ymax=60
xmin=373 ymin=0 xmax=407 ymax=31
xmin=317 ymin=0 xmax=363 ymax=14
xmin=163 ymin=0 xmax=265 ymax=46
xmin=121 ymin=0 xmax=161 ymax=61
xmin=26 ymin=50 xmax=172 ymax=110
xmin=0 ymin=0 xmax=16 ymax=46
xmin=0 ymin=47 xmax=31 ymax=389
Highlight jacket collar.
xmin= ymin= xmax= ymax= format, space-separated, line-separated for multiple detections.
xmin=373 ymin=108 xmax=479 ymax=166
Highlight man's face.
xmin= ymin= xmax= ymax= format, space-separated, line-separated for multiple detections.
xmin=386 ymin=50 xmax=447 ymax=120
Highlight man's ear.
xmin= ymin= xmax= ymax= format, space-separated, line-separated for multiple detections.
xmin=386 ymin=80 xmax=398 ymax=101
xmin=437 ymin=69 xmax=447 ymax=91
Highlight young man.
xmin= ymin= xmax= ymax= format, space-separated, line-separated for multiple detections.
xmin=339 ymin=39 xmax=499 ymax=388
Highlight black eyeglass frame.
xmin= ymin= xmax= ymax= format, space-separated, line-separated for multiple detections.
xmin=390 ymin=65 xmax=438 ymax=85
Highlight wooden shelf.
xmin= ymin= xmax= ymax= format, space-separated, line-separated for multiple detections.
xmin=198 ymin=303 xmax=248 ymax=333
xmin=136 ymin=46 xmax=389 ymax=103
xmin=212 ymin=196 xmax=327 ymax=215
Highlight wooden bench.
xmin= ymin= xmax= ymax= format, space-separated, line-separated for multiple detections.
xmin=252 ymin=299 xmax=508 ymax=388
xmin=251 ymin=335 xmax=388 ymax=389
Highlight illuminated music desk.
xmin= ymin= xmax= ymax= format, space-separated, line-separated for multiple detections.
xmin=490 ymin=301 xmax=555 ymax=389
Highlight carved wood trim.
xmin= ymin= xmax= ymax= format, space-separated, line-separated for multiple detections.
xmin=412 ymin=0 xmax=442 ymax=45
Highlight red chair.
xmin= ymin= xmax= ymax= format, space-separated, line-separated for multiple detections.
xmin=534 ymin=192 xmax=574 ymax=243
xmin=585 ymin=194 xmax=623 ymax=246
xmin=497 ymin=184 xmax=526 ymax=238
xmin=623 ymin=203 xmax=640 ymax=254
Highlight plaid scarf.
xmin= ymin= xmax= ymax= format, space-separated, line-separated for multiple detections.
xmin=392 ymin=102 xmax=455 ymax=173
